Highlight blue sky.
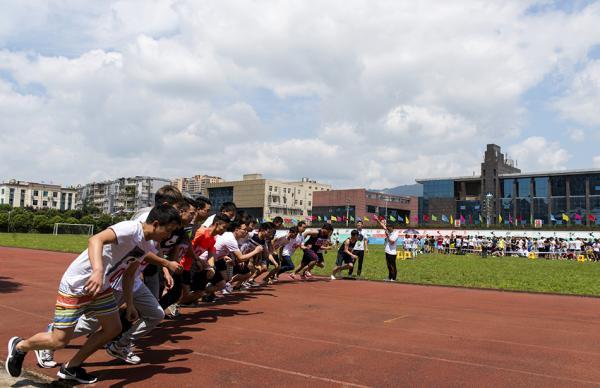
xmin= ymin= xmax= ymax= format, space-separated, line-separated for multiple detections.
xmin=0 ymin=0 xmax=599 ymax=189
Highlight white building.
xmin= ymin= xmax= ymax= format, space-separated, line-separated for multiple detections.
xmin=206 ymin=174 xmax=332 ymax=221
xmin=171 ymin=174 xmax=224 ymax=196
xmin=0 ymin=180 xmax=77 ymax=210
xmin=76 ymin=176 xmax=170 ymax=214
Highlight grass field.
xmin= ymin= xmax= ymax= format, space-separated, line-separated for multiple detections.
xmin=0 ymin=232 xmax=88 ymax=253
xmin=2 ymin=233 xmax=600 ymax=296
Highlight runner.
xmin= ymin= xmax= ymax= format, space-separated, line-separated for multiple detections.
xmin=331 ymin=230 xmax=359 ymax=280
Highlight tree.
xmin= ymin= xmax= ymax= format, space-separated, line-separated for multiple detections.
xmin=12 ymin=212 xmax=33 ymax=233
xmin=0 ymin=212 xmax=8 ymax=231
xmin=32 ymin=214 xmax=53 ymax=233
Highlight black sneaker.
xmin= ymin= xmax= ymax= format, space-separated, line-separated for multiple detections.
xmin=202 ymin=294 xmax=216 ymax=303
xmin=5 ymin=336 xmax=26 ymax=377
xmin=57 ymin=364 xmax=98 ymax=384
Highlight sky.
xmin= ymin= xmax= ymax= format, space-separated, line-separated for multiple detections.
xmin=1 ymin=0 xmax=599 ymax=189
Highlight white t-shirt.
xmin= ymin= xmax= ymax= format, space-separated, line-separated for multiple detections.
xmin=384 ymin=231 xmax=399 ymax=255
xmin=201 ymin=214 xmax=215 ymax=228
xmin=353 ymin=230 xmax=366 ymax=251
xmin=212 ymin=232 xmax=240 ymax=261
xmin=60 ymin=221 xmax=156 ymax=295
xmin=282 ymin=234 xmax=303 ymax=257
xmin=112 ymin=210 xmax=154 ymax=292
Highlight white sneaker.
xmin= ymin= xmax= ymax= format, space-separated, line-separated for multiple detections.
xmin=106 ymin=342 xmax=141 ymax=365
xmin=225 ymin=283 xmax=234 ymax=293
xmin=330 ymin=275 xmax=336 ymax=280
xmin=34 ymin=349 xmax=57 ymax=369
xmin=222 ymin=289 xmax=231 ymax=295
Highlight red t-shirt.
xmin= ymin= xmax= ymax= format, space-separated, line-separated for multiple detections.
xmin=180 ymin=227 xmax=216 ymax=271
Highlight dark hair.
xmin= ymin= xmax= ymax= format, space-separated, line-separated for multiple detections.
xmin=175 ymin=198 xmax=191 ymax=210
xmin=192 ymin=195 xmax=211 ymax=210
xmin=146 ymin=204 xmax=182 ymax=226
xmin=272 ymin=216 xmax=283 ymax=225
xmin=258 ymin=222 xmax=273 ymax=231
xmin=154 ymin=185 xmax=183 ymax=205
xmin=220 ymin=201 xmax=237 ymax=213
xmin=266 ymin=222 xmax=276 ymax=230
xmin=355 ymin=220 xmax=363 ymax=225
xmin=321 ymin=224 xmax=333 ymax=232
xmin=213 ymin=213 xmax=232 ymax=225
xmin=227 ymin=220 xmax=243 ymax=232
xmin=297 ymin=221 xmax=306 ymax=227
xmin=289 ymin=226 xmax=299 ymax=234
xmin=350 ymin=230 xmax=359 ymax=237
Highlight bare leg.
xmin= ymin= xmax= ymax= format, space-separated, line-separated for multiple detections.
xmin=67 ymin=312 xmax=122 ymax=368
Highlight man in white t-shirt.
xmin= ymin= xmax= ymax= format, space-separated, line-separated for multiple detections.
xmin=201 ymin=201 xmax=237 ymax=228
xmin=278 ymin=222 xmax=307 ymax=278
xmin=6 ymin=205 xmax=181 ymax=385
xmin=377 ymin=217 xmax=399 ymax=282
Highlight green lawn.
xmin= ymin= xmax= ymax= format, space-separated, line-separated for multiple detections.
xmin=2 ymin=233 xmax=600 ymax=296
xmin=0 ymin=233 xmax=88 ymax=253
xmin=292 ymin=245 xmax=600 ymax=296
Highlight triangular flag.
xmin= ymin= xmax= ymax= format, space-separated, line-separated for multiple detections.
xmin=562 ymin=213 xmax=569 ymax=222
xmin=441 ymin=214 xmax=448 ymax=223
xmin=499 ymin=214 xmax=502 ymax=223
xmin=331 ymin=215 xmax=337 ymax=222
xmin=390 ymin=215 xmax=396 ymax=222
xmin=363 ymin=216 xmax=369 ymax=221
xmin=450 ymin=215 xmax=454 ymax=225
xmin=350 ymin=216 xmax=355 ymax=221
xmin=431 ymin=214 xmax=438 ymax=221
xmin=405 ymin=215 xmax=409 ymax=224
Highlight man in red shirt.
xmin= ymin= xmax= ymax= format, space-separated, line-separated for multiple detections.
xmin=178 ymin=214 xmax=230 ymax=305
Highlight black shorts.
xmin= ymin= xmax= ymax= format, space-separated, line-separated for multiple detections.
xmin=233 ymin=263 xmax=251 ymax=275
xmin=190 ymin=270 xmax=209 ymax=292
xmin=215 ymin=259 xmax=228 ymax=272
xmin=301 ymin=250 xmax=324 ymax=266
xmin=336 ymin=252 xmax=354 ymax=266
xmin=181 ymin=270 xmax=191 ymax=286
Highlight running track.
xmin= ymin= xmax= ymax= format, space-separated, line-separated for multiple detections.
xmin=2 ymin=246 xmax=600 ymax=387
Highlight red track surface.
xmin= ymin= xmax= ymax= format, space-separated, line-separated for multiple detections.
xmin=2 ymin=246 xmax=600 ymax=387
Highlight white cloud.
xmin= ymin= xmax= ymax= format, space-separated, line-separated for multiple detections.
xmin=0 ymin=1 xmax=599 ymax=189
xmin=508 ymin=136 xmax=571 ymax=171
xmin=593 ymin=156 xmax=600 ymax=168
xmin=567 ymin=128 xmax=584 ymax=142
xmin=554 ymin=60 xmax=600 ymax=126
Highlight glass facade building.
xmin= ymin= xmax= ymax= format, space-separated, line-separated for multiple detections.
xmin=416 ymin=144 xmax=600 ymax=226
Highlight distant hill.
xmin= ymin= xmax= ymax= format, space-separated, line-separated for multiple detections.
xmin=373 ymin=183 xmax=423 ymax=197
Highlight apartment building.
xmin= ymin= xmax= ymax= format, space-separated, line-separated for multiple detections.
xmin=0 ymin=179 xmax=77 ymax=210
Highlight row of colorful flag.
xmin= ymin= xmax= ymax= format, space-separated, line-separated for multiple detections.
xmin=260 ymin=214 xmax=412 ymax=224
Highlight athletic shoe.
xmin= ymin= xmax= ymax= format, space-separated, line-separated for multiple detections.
xmin=241 ymin=281 xmax=252 ymax=290
xmin=5 ymin=337 xmax=26 ymax=377
xmin=57 ymin=364 xmax=98 ymax=384
xmin=304 ymin=271 xmax=313 ymax=278
xmin=383 ymin=279 xmax=390 ymax=282
xmin=106 ymin=342 xmax=141 ymax=365
xmin=224 ymin=282 xmax=234 ymax=293
xmin=202 ymin=294 xmax=216 ymax=303
xmin=390 ymin=279 xmax=397 ymax=282
xmin=165 ymin=304 xmax=180 ymax=319
xmin=330 ymin=275 xmax=336 ymax=280
xmin=221 ymin=288 xmax=231 ymax=295
xmin=34 ymin=348 xmax=57 ymax=368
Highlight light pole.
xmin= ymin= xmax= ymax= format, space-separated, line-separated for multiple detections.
xmin=346 ymin=199 xmax=350 ymax=227
xmin=7 ymin=209 xmax=13 ymax=233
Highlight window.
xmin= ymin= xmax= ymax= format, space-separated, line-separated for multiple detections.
xmin=550 ymin=176 xmax=566 ymax=196
xmin=269 ymin=186 xmax=272 ymax=191
xmin=1 ymin=188 xmax=3 ymax=194
xmin=569 ymin=175 xmax=586 ymax=196
xmin=33 ymin=200 xmax=38 ymax=206
xmin=300 ymin=200 xmax=303 ymax=205
xmin=308 ymin=201 xmax=311 ymax=206
xmin=295 ymin=200 xmax=298 ymax=205
xmin=423 ymin=180 xmax=454 ymax=198
xmin=52 ymin=201 xmax=57 ymax=207
xmin=516 ymin=178 xmax=530 ymax=198
xmin=43 ymin=191 xmax=48 ymax=197
xmin=366 ymin=205 xmax=377 ymax=213
xmin=33 ymin=190 xmax=38 ymax=196
xmin=52 ymin=192 xmax=58 ymax=197
xmin=42 ymin=201 xmax=48 ymax=207
xmin=533 ymin=177 xmax=548 ymax=198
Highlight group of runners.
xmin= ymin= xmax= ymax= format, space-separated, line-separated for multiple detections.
xmin=4 ymin=185 xmax=372 ymax=384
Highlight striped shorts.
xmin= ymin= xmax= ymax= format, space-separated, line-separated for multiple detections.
xmin=53 ymin=288 xmax=118 ymax=329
